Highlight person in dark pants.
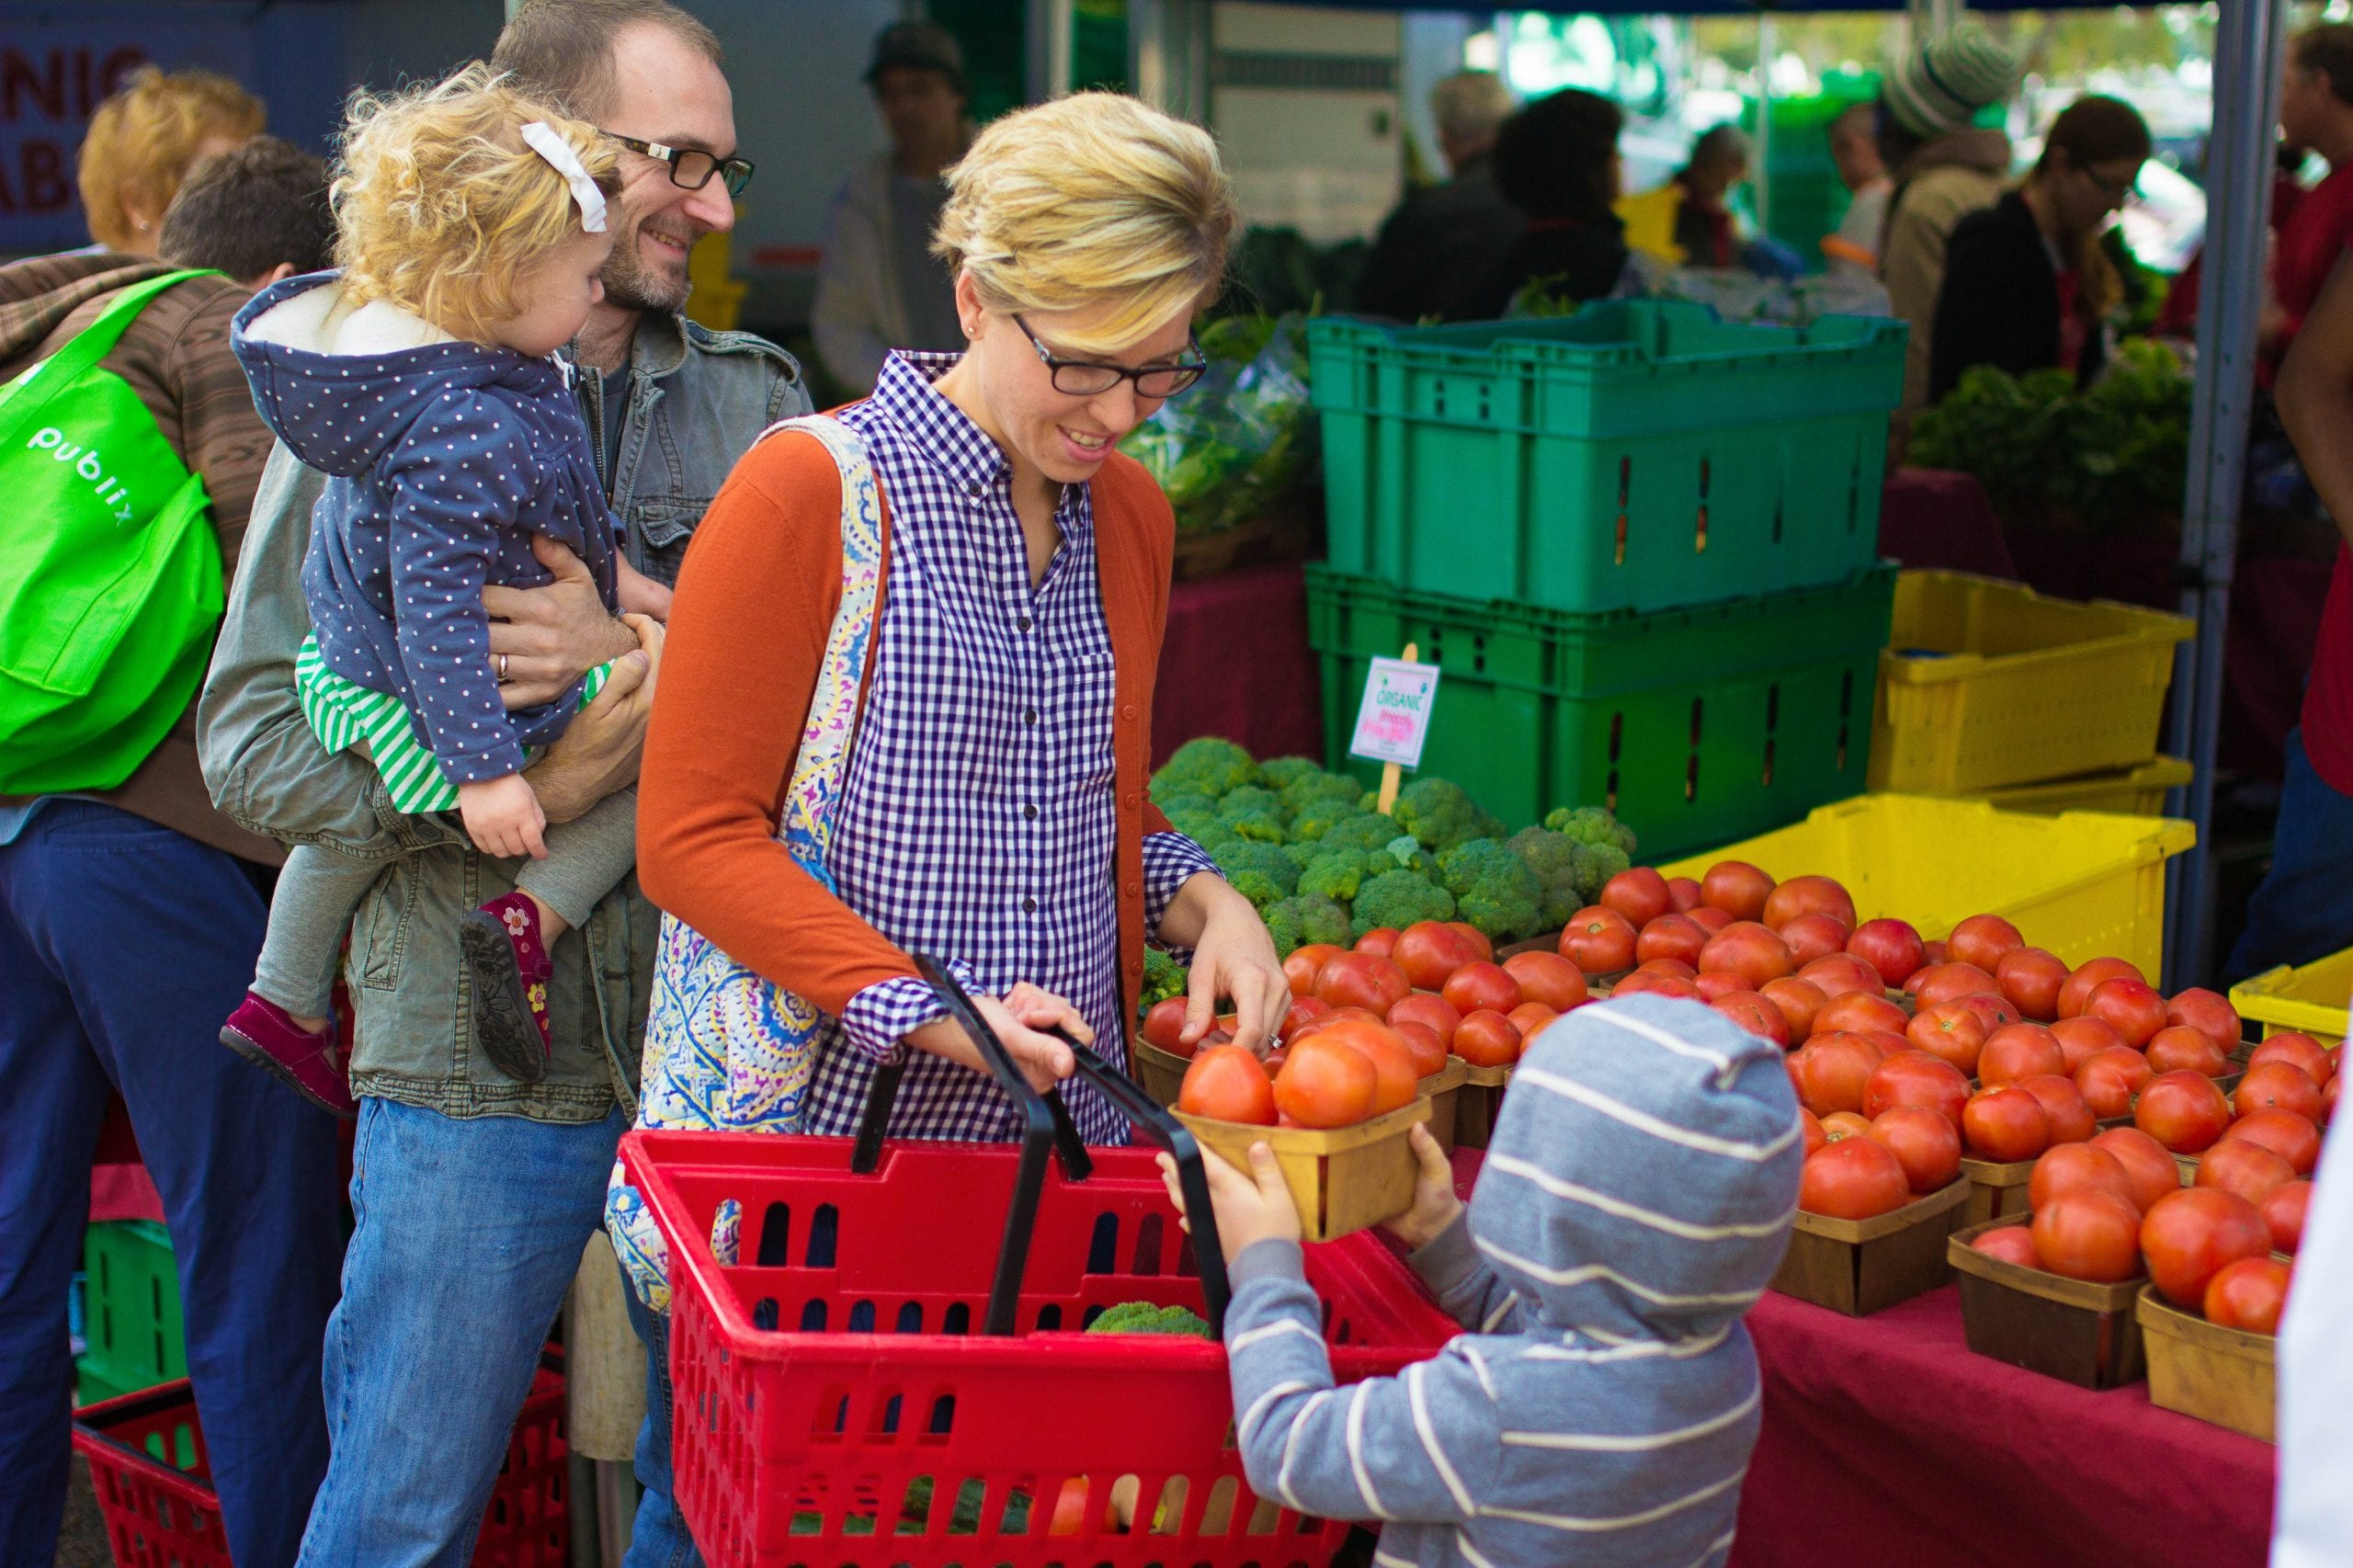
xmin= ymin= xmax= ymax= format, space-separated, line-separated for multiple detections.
xmin=1926 ymin=96 xmax=2151 ymax=403
xmin=1463 ymin=88 xmax=1630 ymax=321
xmin=0 ymin=136 xmax=343 ymax=1568
xmin=1356 ymin=70 xmax=1521 ymax=324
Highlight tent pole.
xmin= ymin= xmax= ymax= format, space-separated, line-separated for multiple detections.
xmin=1755 ymin=11 xmax=1774 ymax=232
xmin=2165 ymin=0 xmax=2288 ymax=990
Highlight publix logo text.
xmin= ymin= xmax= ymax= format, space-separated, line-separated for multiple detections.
xmin=28 ymin=426 xmax=135 ymax=523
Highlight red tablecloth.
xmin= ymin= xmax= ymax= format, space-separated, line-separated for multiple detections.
xmin=1879 ymin=469 xmax=2019 ymax=579
xmin=1153 ymin=562 xmax=1324 ymax=768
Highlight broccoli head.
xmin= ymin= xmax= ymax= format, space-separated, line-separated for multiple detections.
xmin=1380 ymin=834 xmax=1441 ymax=880
xmin=1582 ymin=841 xmax=1632 ymax=896
xmin=1278 ymin=767 xmax=1365 ymax=822
xmin=1264 ymin=892 xmax=1350 ymax=955
xmin=1508 ymin=826 xmax=1590 ymax=929
xmin=1310 ymin=809 xmax=1404 ymax=854
xmin=1142 ymin=949 xmax=1188 ymax=1009
xmin=1153 ymin=790 xmax=1218 ymax=823
xmin=1152 ymin=737 xmax=1259 ymax=801
xmin=1350 ymin=869 xmax=1456 ymax=939
xmin=1392 ymin=778 xmax=1506 ymax=853
xmin=1545 ymin=804 xmax=1638 ymax=858
xmin=1299 ymin=846 xmax=1374 ymax=903
xmin=1216 ymin=785 xmax=1291 ymax=844
xmin=1255 ymin=756 xmax=1323 ymax=791
xmin=1087 ymin=1301 xmax=1213 ymax=1338
xmin=1212 ymin=839 xmax=1301 ymax=911
xmin=1165 ymin=807 xmax=1222 ymax=843
xmin=1437 ymin=838 xmax=1547 ymax=940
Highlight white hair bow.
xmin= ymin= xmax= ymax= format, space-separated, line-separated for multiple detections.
xmin=519 ymin=121 xmax=608 ymax=233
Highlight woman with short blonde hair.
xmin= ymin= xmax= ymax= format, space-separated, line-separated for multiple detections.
xmin=77 ymin=65 xmax=266 ymax=254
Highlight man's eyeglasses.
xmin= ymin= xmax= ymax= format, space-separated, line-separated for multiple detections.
xmin=1012 ymin=314 xmax=1207 ymax=398
xmin=599 ymin=131 xmax=754 ymax=198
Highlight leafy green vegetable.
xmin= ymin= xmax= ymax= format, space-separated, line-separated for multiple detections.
xmin=1087 ymin=1301 xmax=1213 ymax=1338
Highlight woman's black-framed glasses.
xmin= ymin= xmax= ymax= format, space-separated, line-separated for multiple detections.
xmin=1013 ymin=314 xmax=1207 ymax=398
xmin=599 ymin=131 xmax=755 ymax=198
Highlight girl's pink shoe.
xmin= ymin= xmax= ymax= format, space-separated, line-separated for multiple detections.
xmin=221 ymin=994 xmax=358 ymax=1119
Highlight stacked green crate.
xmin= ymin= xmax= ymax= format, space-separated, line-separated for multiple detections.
xmin=77 ymin=1220 xmax=185 ymax=1405
xmin=1741 ymin=77 xmax=1879 ymax=270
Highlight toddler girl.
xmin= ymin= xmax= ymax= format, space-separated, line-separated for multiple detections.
xmin=222 ymin=65 xmax=666 ymax=1108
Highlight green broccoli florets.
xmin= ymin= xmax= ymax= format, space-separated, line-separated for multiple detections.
xmin=1264 ymin=893 xmax=1350 ymax=956
xmin=1152 ymin=737 xmax=1259 ymax=801
xmin=1211 ymin=840 xmax=1300 ymax=911
xmin=1222 ymin=811 xmax=1288 ymax=846
xmin=1142 ymin=949 xmax=1188 ymax=1009
xmin=1278 ymin=768 xmax=1365 ymax=822
xmin=1437 ymin=838 xmax=1547 ymax=941
xmin=1392 ymin=778 xmax=1506 ymax=853
xmin=1166 ymin=807 xmax=1222 ymax=843
xmin=1584 ymin=841 xmax=1633 ymax=892
xmin=1281 ymin=839 xmax=1324 ymax=871
xmin=1217 ymin=784 xmax=1287 ymax=823
xmin=1087 ymin=1301 xmax=1214 ymax=1338
xmin=1350 ymin=869 xmax=1456 ymax=939
xmin=1381 ymin=835 xmax=1440 ymax=880
xmin=1507 ymin=826 xmax=1588 ymax=929
xmin=1153 ymin=790 xmax=1218 ymax=823
xmin=1545 ymin=804 xmax=1637 ymax=858
xmin=1313 ymin=811 xmax=1405 ymax=854
xmin=1299 ymin=847 xmax=1374 ymax=903
xmin=1256 ymin=756 xmax=1323 ymax=791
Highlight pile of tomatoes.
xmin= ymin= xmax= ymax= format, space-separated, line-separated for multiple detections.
xmin=1163 ymin=919 xmax=1593 ymax=1130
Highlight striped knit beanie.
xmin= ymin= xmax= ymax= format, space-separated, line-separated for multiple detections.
xmin=1883 ymin=22 xmax=2024 ymax=139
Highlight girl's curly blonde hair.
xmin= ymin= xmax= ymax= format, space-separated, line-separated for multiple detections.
xmin=333 ymin=63 xmax=619 ymax=340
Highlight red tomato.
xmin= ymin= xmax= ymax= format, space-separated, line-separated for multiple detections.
xmin=1665 ymin=875 xmax=1704 ymax=914
xmin=1313 ymin=953 xmax=1412 ymax=1018
xmin=2196 ymin=1138 xmax=2297 ymax=1209
xmin=1760 ymin=977 xmax=1829 ymax=1043
xmin=1779 ymin=913 xmax=1853 ymax=968
xmin=1452 ymin=1009 xmax=1522 ymax=1068
xmin=1870 ymin=1107 xmax=1963 ymax=1192
xmin=1386 ymin=992 xmax=1461 ymax=1051
xmin=2204 ymin=1256 xmax=2292 ymax=1335
xmin=1446 ymin=924 xmax=1495 ymax=963
xmin=2145 ymin=1025 xmax=2230 ymax=1078
xmin=1700 ymin=860 xmax=1775 ymax=922
xmin=2250 ymin=1032 xmax=2336 ymax=1086
xmin=1921 ymin=939 xmax=1950 ymax=965
xmin=1314 ymin=1017 xmax=1419 ymax=1116
xmin=1814 ymin=991 xmax=1909 ymax=1039
xmin=1276 ymin=996 xmax=1333 ymax=1045
xmin=1559 ymin=906 xmax=1638 ymax=974
xmin=1912 ymin=961 xmax=2002 ymax=1008
xmin=1694 ymin=970 xmax=1752 ymax=1005
xmin=2263 ymin=1180 xmax=2313 ymax=1255
xmin=1442 ymin=961 xmax=1522 ymax=1018
xmin=2136 ymin=1071 xmax=2235 ymax=1154
xmin=2050 ymin=1015 xmax=2126 ymax=1074
xmin=2165 ymin=988 xmax=2243 ymax=1053
xmin=1801 ymin=1108 xmax=1827 ymax=1156
xmin=1270 ymin=1036 xmax=1378 ymax=1128
xmin=1847 ymin=918 xmax=1928 ymax=987
xmin=2075 ymin=1046 xmax=2155 ymax=1120
xmin=2235 ymin=1062 xmax=2324 ymax=1122
xmin=1963 ymin=1085 xmax=2052 ymax=1162
xmin=1635 ymin=914 xmax=1709 ymax=970
xmin=1611 ymin=970 xmax=1701 ymax=1002
xmin=1142 ymin=998 xmax=1191 ymax=1055
xmin=1799 ymin=953 xmax=1884 ymax=1000
xmin=1048 ymin=1479 xmax=1087 ymax=1536
xmin=2015 ymin=1074 xmax=2096 ymax=1145
xmin=2224 ymin=1108 xmax=2324 ymax=1176
xmin=1763 ymin=874 xmax=1858 ymax=933
xmin=1995 ymin=948 xmax=2071 ymax=1022
xmin=2141 ymin=1187 xmax=2271 ymax=1307
xmin=1282 ymin=943 xmax=1343 ymax=994
xmin=1637 ymin=958 xmax=1699 ymax=980
xmin=1711 ymin=990 xmax=1790 ymax=1046
xmin=1821 ymin=1110 xmax=1876 ymax=1142
xmin=1698 ymin=921 xmax=1796 ymax=988
xmin=1356 ymin=928 xmax=1401 ymax=958
xmin=1389 ymin=1020 xmax=1448 ymax=1077
xmin=1688 ymin=905 xmax=1735 ymax=936
xmin=1799 ymin=1136 xmax=1913 ymax=1219
xmin=1948 ymin=914 xmax=2027 ymax=975
xmin=1792 ymin=1033 xmax=1881 ymax=1118
xmin=1980 ymin=1024 xmax=2066 ymax=1086
xmin=2032 ymin=1188 xmax=2144 ymax=1283
xmin=1503 ymin=951 xmax=1589 ymax=1011
xmin=2329 ymin=1074 xmax=2342 ymax=1126
xmin=1176 ymin=1045 xmax=1276 ymax=1125
xmin=1864 ymin=1028 xmax=1913 ymax=1061
xmin=2086 ymin=979 xmax=2168 ymax=1049
xmin=2091 ymin=1127 xmax=2184 ymax=1215
xmin=1862 ymin=1050 xmax=1971 ymax=1130
xmin=1973 ymin=1226 xmax=2043 ymax=1268
xmin=1508 ymin=1002 xmax=1559 ymax=1046
xmin=1600 ymin=867 xmax=1673 ymax=929
xmin=1907 ymin=1001 xmax=1988 ymax=1077
xmin=1392 ymin=921 xmax=1483 ymax=991
xmin=2059 ymin=957 xmax=2146 ymax=1019
xmin=1950 ymin=992 xmax=2025 ymax=1039
xmin=2029 ymin=1142 xmax=2139 ymax=1214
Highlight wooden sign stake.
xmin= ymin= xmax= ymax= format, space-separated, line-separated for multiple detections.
xmin=1375 ymin=642 xmax=1418 ymax=815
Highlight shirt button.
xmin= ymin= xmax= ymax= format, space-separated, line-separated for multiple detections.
xmin=1022 ymin=897 xmax=1038 ymax=914
xmin=1124 ymin=880 xmax=1142 ymax=898
xmin=1120 ymin=704 xmax=1139 ymax=722
xmin=1122 ymin=791 xmax=1140 ymax=810
xmin=1017 ymin=616 xmax=1032 ymax=631
xmin=1023 ymin=709 xmax=1038 ymax=726
xmin=965 ymin=481 xmax=983 ymax=497
xmin=1023 ymin=804 xmax=1039 ymax=820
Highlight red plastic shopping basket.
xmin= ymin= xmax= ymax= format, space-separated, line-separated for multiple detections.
xmin=70 ymin=1346 xmax=572 ymax=1568
xmin=620 ymin=959 xmax=1459 ymax=1568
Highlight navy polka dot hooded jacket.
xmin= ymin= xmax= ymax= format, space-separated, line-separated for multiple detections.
xmin=231 ymin=270 xmax=619 ymax=785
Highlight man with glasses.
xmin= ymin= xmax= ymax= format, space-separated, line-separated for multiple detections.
xmin=194 ymin=4 xmax=807 ymax=1562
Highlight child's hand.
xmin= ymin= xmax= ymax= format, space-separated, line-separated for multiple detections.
xmin=459 ymin=773 xmax=548 ymax=860
xmin=616 ymin=560 xmax=673 ymax=620
xmin=1156 ymin=1142 xmax=1302 ymax=1266
xmin=1378 ymin=1123 xmax=1462 ymax=1253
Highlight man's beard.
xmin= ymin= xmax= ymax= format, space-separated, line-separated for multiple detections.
xmin=601 ymin=213 xmax=695 ymax=314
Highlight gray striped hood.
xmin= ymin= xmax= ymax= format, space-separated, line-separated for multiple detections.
xmin=1472 ymin=994 xmax=1803 ymax=1343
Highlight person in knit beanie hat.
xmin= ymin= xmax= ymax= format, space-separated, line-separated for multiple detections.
xmin=1165 ymin=994 xmax=1802 ymax=1567
xmin=1875 ymin=21 xmax=2027 ymax=424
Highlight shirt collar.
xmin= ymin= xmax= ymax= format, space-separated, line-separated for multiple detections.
xmin=874 ymin=350 xmax=1012 ymax=497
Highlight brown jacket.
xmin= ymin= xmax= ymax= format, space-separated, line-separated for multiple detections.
xmin=1882 ymin=130 xmax=2014 ymax=417
xmin=0 ymin=252 xmax=281 ymax=864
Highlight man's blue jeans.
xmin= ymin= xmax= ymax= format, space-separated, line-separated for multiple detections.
xmin=295 ymin=1097 xmax=625 ymax=1568
xmin=2226 ymin=728 xmax=2353 ymax=984
xmin=0 ymin=800 xmax=344 ymax=1568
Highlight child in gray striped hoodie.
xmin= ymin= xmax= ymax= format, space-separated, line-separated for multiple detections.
xmin=1165 ymin=994 xmax=1802 ymax=1567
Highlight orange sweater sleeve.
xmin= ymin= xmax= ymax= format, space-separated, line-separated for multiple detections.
xmin=633 ymin=433 xmax=923 ymax=1018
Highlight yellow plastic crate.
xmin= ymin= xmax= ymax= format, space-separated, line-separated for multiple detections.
xmin=2230 ymin=947 xmax=2352 ymax=1049
xmin=1658 ymin=795 xmax=2196 ymax=976
xmin=1871 ymin=572 xmax=2194 ymax=795
xmin=1963 ymin=756 xmax=2194 ymax=817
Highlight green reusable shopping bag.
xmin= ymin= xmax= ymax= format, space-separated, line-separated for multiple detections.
xmin=0 ymin=269 xmax=226 ymax=794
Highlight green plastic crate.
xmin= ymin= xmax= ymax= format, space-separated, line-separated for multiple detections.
xmin=1309 ymin=300 xmax=1906 ymax=617
xmin=1307 ymin=562 xmax=1895 ymax=861
xmin=78 ymin=1220 xmax=184 ymax=1403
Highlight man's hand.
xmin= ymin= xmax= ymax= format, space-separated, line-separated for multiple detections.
xmin=526 ymin=614 xmax=661 ymax=824
xmin=486 ymin=536 xmax=639 ymax=709
xmin=459 ymin=772 xmax=548 ymax=860
xmin=1157 ymin=1142 xmax=1302 ymax=1264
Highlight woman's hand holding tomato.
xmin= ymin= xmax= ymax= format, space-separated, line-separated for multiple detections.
xmin=1164 ymin=873 xmax=1290 ymax=1053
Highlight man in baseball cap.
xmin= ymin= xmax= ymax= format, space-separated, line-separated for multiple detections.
xmin=1875 ymin=21 xmax=2026 ymax=422
xmin=813 ymin=20 xmax=973 ymax=392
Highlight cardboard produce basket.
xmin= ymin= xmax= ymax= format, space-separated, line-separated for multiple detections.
xmin=1421 ymin=1057 xmax=1470 ymax=1153
xmin=1131 ymin=1040 xmax=1190 ymax=1109
xmin=1960 ymin=1154 xmax=2036 ymax=1227
xmin=2138 ymin=1285 xmax=2276 ymax=1442
xmin=1175 ymin=1097 xmax=1432 ymax=1244
xmin=1449 ymin=1060 xmax=1515 ymax=1152
xmin=1771 ymin=1177 xmax=1968 ymax=1316
xmin=1948 ymin=1217 xmax=2146 ymax=1389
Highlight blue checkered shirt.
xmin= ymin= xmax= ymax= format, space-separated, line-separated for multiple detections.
xmin=808 ymin=353 xmax=1220 ymax=1145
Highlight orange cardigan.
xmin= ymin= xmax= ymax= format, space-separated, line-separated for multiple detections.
xmin=635 ymin=427 xmax=1181 ymax=1034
